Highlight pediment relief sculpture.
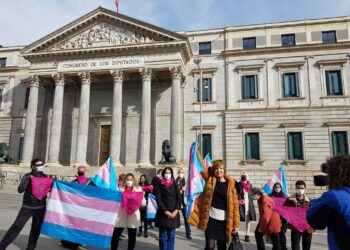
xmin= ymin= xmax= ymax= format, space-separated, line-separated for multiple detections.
xmin=50 ymin=23 xmax=155 ymax=50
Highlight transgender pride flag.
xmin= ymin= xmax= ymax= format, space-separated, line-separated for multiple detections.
xmin=204 ymin=154 xmax=212 ymax=168
xmin=262 ymin=166 xmax=289 ymax=196
xmin=91 ymin=156 xmax=118 ymax=191
xmin=185 ymin=142 xmax=206 ymax=219
xmin=41 ymin=180 xmax=121 ymax=248
xmin=146 ymin=193 xmax=158 ymax=219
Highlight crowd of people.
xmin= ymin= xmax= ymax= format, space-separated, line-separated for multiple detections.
xmin=0 ymin=155 xmax=350 ymax=250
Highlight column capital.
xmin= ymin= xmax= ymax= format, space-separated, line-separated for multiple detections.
xmin=110 ymin=70 xmax=124 ymax=82
xmin=140 ymin=68 xmax=152 ymax=81
xmin=170 ymin=66 xmax=183 ymax=80
xmin=52 ymin=72 xmax=65 ymax=86
xmin=22 ymin=75 xmax=40 ymax=87
xmin=78 ymin=71 xmax=91 ymax=85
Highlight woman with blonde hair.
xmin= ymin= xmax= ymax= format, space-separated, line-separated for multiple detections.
xmin=188 ymin=160 xmax=240 ymax=250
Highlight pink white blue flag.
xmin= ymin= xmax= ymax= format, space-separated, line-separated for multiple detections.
xmin=91 ymin=156 xmax=118 ymax=191
xmin=146 ymin=193 xmax=157 ymax=219
xmin=263 ymin=166 xmax=289 ymax=196
xmin=185 ymin=142 xmax=206 ymax=218
xmin=204 ymin=154 xmax=212 ymax=168
xmin=41 ymin=180 xmax=122 ymax=248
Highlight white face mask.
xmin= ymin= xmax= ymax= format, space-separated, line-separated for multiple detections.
xmin=296 ymin=189 xmax=305 ymax=195
xmin=164 ymin=173 xmax=172 ymax=180
xmin=178 ymin=173 xmax=184 ymax=178
xmin=126 ymin=180 xmax=133 ymax=187
xmin=36 ymin=165 xmax=45 ymax=172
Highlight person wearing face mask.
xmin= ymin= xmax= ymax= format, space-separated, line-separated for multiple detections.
xmin=0 ymin=159 xmax=49 ymax=250
xmin=175 ymin=168 xmax=191 ymax=239
xmin=237 ymin=172 xmax=256 ymax=243
xmin=188 ymin=160 xmax=240 ymax=250
xmin=284 ymin=180 xmax=313 ymax=250
xmin=269 ymin=182 xmax=288 ymax=250
xmin=74 ymin=165 xmax=89 ymax=184
xmin=111 ymin=173 xmax=146 ymax=250
xmin=154 ymin=167 xmax=181 ymax=250
xmin=138 ymin=174 xmax=152 ymax=238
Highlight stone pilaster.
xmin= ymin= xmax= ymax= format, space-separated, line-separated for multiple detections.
xmin=47 ymin=73 xmax=65 ymax=166
xmin=170 ymin=66 xmax=182 ymax=162
xmin=110 ymin=70 xmax=124 ymax=167
xmin=139 ymin=68 xmax=152 ymax=166
xmin=75 ymin=71 xmax=91 ymax=165
xmin=21 ymin=75 xmax=40 ymax=165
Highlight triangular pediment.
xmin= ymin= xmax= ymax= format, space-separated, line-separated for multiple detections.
xmin=22 ymin=7 xmax=188 ymax=55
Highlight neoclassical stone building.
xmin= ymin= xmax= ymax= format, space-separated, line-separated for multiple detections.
xmin=0 ymin=7 xmax=350 ymax=192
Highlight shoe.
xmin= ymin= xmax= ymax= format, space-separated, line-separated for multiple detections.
xmin=138 ymin=230 xmax=142 ymax=237
xmin=144 ymin=232 xmax=148 ymax=238
xmin=186 ymin=235 xmax=192 ymax=240
xmin=244 ymin=235 xmax=250 ymax=243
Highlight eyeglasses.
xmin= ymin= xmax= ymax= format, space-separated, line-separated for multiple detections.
xmin=35 ymin=164 xmax=45 ymax=167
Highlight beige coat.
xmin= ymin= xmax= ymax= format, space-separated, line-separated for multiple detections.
xmin=115 ymin=186 xmax=146 ymax=228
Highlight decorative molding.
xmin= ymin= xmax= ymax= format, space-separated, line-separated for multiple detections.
xmin=320 ymin=95 xmax=350 ymax=99
xmin=191 ymin=67 xmax=218 ymax=75
xmin=280 ymin=123 xmax=307 ymax=128
xmin=51 ymin=22 xmax=155 ymax=51
xmin=170 ymin=66 xmax=183 ymax=80
xmin=238 ymin=124 xmax=265 ymax=129
xmin=0 ymin=80 xmax=8 ymax=86
xmin=110 ymin=69 xmax=124 ymax=82
xmin=140 ymin=68 xmax=152 ymax=81
xmin=21 ymin=75 xmax=40 ymax=87
xmin=241 ymin=159 xmax=265 ymax=165
xmin=191 ymin=125 xmax=216 ymax=130
xmin=78 ymin=71 xmax=91 ymax=85
xmin=237 ymin=98 xmax=264 ymax=102
xmin=277 ymin=97 xmax=306 ymax=101
xmin=284 ymin=160 xmax=309 ymax=166
xmin=324 ymin=122 xmax=350 ymax=127
xmin=235 ymin=64 xmax=265 ymax=72
xmin=52 ymin=72 xmax=65 ymax=86
xmin=275 ymin=61 xmax=306 ymax=70
xmin=316 ymin=59 xmax=347 ymax=67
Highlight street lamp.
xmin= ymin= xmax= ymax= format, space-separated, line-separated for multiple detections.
xmin=194 ymin=59 xmax=203 ymax=156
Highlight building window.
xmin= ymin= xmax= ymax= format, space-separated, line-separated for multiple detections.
xmin=0 ymin=58 xmax=6 ymax=68
xmin=199 ymin=42 xmax=211 ymax=55
xmin=243 ymin=37 xmax=256 ymax=49
xmin=198 ymin=78 xmax=212 ymax=102
xmin=202 ymin=134 xmax=212 ymax=158
xmin=332 ymin=131 xmax=349 ymax=156
xmin=287 ymin=132 xmax=304 ymax=160
xmin=242 ymin=75 xmax=258 ymax=99
xmin=281 ymin=34 xmax=295 ymax=46
xmin=24 ymin=87 xmax=30 ymax=109
xmin=283 ymin=72 xmax=299 ymax=97
xmin=245 ymin=133 xmax=260 ymax=160
xmin=18 ymin=137 xmax=24 ymax=161
xmin=322 ymin=31 xmax=337 ymax=44
xmin=0 ymin=89 xmax=3 ymax=107
xmin=325 ymin=70 xmax=343 ymax=96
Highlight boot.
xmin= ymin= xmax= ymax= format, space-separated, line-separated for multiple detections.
xmin=138 ymin=227 xmax=142 ymax=237
xmin=245 ymin=235 xmax=250 ymax=242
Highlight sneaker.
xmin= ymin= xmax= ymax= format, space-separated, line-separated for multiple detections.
xmin=244 ymin=235 xmax=250 ymax=243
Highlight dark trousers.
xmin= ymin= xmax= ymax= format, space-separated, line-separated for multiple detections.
xmin=139 ymin=209 xmax=148 ymax=235
xmin=180 ymin=206 xmax=191 ymax=237
xmin=111 ymin=227 xmax=137 ymax=250
xmin=255 ymin=224 xmax=281 ymax=250
xmin=0 ymin=207 xmax=45 ymax=250
xmin=291 ymin=230 xmax=312 ymax=250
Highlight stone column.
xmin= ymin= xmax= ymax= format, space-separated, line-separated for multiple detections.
xmin=139 ymin=68 xmax=152 ymax=166
xmin=110 ymin=70 xmax=123 ymax=167
xmin=171 ymin=66 xmax=182 ymax=162
xmin=21 ymin=75 xmax=40 ymax=165
xmin=75 ymin=72 xmax=91 ymax=165
xmin=47 ymin=73 xmax=65 ymax=166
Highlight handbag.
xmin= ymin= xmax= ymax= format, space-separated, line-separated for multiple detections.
xmin=229 ymin=233 xmax=244 ymax=250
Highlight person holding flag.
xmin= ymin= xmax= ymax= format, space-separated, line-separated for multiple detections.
xmin=91 ymin=156 xmax=118 ymax=191
xmin=188 ymin=159 xmax=240 ymax=250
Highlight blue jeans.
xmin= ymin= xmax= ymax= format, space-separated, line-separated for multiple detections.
xmin=159 ymin=228 xmax=175 ymax=250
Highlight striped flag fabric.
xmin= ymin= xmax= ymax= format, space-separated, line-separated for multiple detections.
xmin=203 ymin=154 xmax=212 ymax=168
xmin=116 ymin=0 xmax=119 ymax=12
xmin=185 ymin=142 xmax=206 ymax=219
xmin=41 ymin=180 xmax=121 ymax=248
xmin=146 ymin=193 xmax=157 ymax=219
xmin=262 ymin=166 xmax=289 ymax=196
xmin=91 ymin=156 xmax=118 ymax=191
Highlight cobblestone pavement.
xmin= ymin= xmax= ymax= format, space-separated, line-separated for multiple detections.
xmin=0 ymin=184 xmax=327 ymax=250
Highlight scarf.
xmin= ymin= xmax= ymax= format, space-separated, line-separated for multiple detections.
xmin=76 ymin=175 xmax=89 ymax=184
xmin=161 ymin=178 xmax=174 ymax=187
xmin=240 ymin=180 xmax=251 ymax=192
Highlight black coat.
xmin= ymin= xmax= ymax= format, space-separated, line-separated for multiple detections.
xmin=154 ymin=180 xmax=181 ymax=229
xmin=237 ymin=182 xmax=256 ymax=222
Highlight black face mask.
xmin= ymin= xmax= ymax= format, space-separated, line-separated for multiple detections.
xmin=241 ymin=175 xmax=247 ymax=181
xmin=77 ymin=172 xmax=85 ymax=176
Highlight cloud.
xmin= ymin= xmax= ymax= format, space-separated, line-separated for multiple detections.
xmin=1 ymin=0 xmax=350 ymax=46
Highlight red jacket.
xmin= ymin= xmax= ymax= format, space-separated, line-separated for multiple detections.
xmin=258 ymin=195 xmax=281 ymax=234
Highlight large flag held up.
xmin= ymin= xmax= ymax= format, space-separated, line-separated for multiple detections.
xmin=262 ymin=166 xmax=289 ymax=196
xmin=185 ymin=142 xmax=206 ymax=219
xmin=146 ymin=193 xmax=158 ymax=219
xmin=91 ymin=156 xmax=118 ymax=191
xmin=41 ymin=180 xmax=121 ymax=249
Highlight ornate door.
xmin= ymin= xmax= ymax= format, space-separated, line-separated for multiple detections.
xmin=99 ymin=125 xmax=111 ymax=165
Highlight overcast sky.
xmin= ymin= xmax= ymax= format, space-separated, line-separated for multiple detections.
xmin=1 ymin=0 xmax=350 ymax=47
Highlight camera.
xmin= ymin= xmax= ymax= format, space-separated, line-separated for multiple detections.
xmin=313 ymin=162 xmax=329 ymax=187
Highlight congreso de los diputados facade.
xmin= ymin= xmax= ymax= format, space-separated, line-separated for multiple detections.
xmin=0 ymin=7 xmax=350 ymax=194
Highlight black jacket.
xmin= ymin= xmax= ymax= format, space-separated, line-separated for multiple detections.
xmin=175 ymin=177 xmax=186 ymax=206
xmin=154 ymin=180 xmax=181 ymax=229
xmin=18 ymin=171 xmax=48 ymax=209
xmin=237 ymin=182 xmax=257 ymax=222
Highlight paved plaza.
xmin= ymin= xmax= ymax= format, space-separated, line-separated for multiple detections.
xmin=0 ymin=184 xmax=327 ymax=250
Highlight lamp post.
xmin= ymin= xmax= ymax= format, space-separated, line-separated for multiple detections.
xmin=194 ymin=59 xmax=203 ymax=156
